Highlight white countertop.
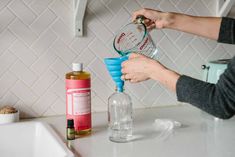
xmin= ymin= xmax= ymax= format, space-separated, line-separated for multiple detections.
xmin=34 ymin=105 xmax=235 ymax=157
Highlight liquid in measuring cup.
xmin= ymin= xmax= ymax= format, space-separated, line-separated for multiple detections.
xmin=113 ymin=20 xmax=158 ymax=60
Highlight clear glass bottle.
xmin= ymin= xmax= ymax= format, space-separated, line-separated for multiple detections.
xmin=108 ymin=89 xmax=133 ymax=143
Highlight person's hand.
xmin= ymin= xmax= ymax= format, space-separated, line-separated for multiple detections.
xmin=132 ymin=8 xmax=174 ymax=30
xmin=121 ymin=53 xmax=165 ymax=83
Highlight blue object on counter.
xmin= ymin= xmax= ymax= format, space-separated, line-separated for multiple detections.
xmin=104 ymin=56 xmax=128 ymax=92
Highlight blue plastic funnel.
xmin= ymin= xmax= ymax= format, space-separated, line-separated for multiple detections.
xmin=104 ymin=56 xmax=128 ymax=92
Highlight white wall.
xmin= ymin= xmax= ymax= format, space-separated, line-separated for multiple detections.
xmin=0 ymin=0 xmax=234 ymax=118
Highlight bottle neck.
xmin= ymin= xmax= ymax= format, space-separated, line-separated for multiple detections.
xmin=115 ymin=87 xmax=124 ymax=93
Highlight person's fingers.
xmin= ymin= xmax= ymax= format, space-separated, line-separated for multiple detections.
xmin=144 ymin=20 xmax=154 ymax=26
xmin=132 ymin=9 xmax=146 ymax=22
xmin=147 ymin=24 xmax=156 ymax=31
xmin=121 ymin=60 xmax=128 ymax=69
xmin=121 ymin=75 xmax=125 ymax=81
xmin=144 ymin=19 xmax=151 ymax=24
xmin=121 ymin=74 xmax=132 ymax=81
xmin=121 ymin=67 xmax=126 ymax=74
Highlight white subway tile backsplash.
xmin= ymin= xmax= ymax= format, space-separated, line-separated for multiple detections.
xmin=163 ymin=29 xmax=181 ymax=42
xmin=30 ymin=0 xmax=54 ymax=15
xmin=207 ymin=45 xmax=227 ymax=61
xmin=107 ymin=8 xmax=131 ymax=34
xmin=9 ymin=40 xmax=37 ymax=66
xmin=87 ymin=15 xmax=113 ymax=43
xmin=159 ymin=0 xmax=178 ymax=12
xmin=30 ymin=9 xmax=56 ymax=35
xmin=125 ymin=82 xmax=148 ymax=100
xmin=31 ymin=29 xmax=57 ymax=56
xmin=0 ymin=92 xmax=19 ymax=107
xmin=191 ymin=38 xmax=212 ymax=59
xmin=51 ymin=19 xmax=73 ymax=44
xmin=223 ymin=44 xmax=235 ymax=57
xmin=153 ymin=89 xmax=177 ymax=107
xmin=169 ymin=0 xmax=179 ymax=6
xmin=14 ymin=100 xmax=39 ymax=118
xmin=31 ymin=91 xmax=57 ymax=116
xmin=0 ymin=0 xmax=11 ymax=11
xmin=11 ymin=81 xmax=37 ymax=106
xmin=142 ymin=79 xmax=156 ymax=89
xmin=10 ymin=60 xmax=37 ymax=86
xmin=205 ymin=39 xmax=218 ymax=50
xmin=50 ymin=98 xmax=65 ymax=115
xmin=73 ymin=48 xmax=96 ymax=67
xmin=88 ymin=0 xmax=113 ymax=24
xmin=175 ymin=32 xmax=194 ymax=51
xmin=141 ymin=83 xmax=163 ymax=107
xmin=8 ymin=0 xmax=36 ymax=25
xmin=177 ymin=0 xmax=194 ymax=12
xmin=70 ymin=28 xmax=95 ymax=53
xmin=0 ymin=50 xmax=17 ymax=76
xmin=106 ymin=0 xmax=127 ymax=15
xmin=50 ymin=58 xmax=70 ymax=80
xmin=142 ymin=0 xmax=159 ymax=9
xmin=88 ymin=58 xmax=111 ymax=84
xmin=8 ymin=19 xmax=37 ymax=46
xmin=42 ymin=108 xmax=56 ymax=116
xmin=92 ymin=96 xmax=106 ymax=113
xmin=192 ymin=0 xmax=212 ymax=16
xmin=124 ymin=0 xmax=141 ymax=14
xmin=0 ymin=8 xmax=15 ymax=32
xmin=0 ymin=30 xmax=16 ymax=55
xmin=49 ymin=0 xmax=73 ymax=27
xmin=0 ymin=0 xmax=235 ymax=117
xmin=0 ymin=71 xmax=17 ymax=98
xmin=159 ymin=36 xmax=180 ymax=61
xmin=31 ymin=70 xmax=57 ymax=96
xmin=50 ymin=39 xmax=76 ymax=65
xmin=31 ymin=50 xmax=57 ymax=74
xmin=88 ymin=38 xmax=112 ymax=59
xmin=175 ymin=45 xmax=197 ymax=69
xmin=190 ymin=53 xmax=205 ymax=73
xmin=49 ymin=78 xmax=66 ymax=101
xmin=92 ymin=78 xmax=112 ymax=103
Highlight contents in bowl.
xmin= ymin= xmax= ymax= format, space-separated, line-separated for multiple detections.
xmin=0 ymin=106 xmax=17 ymax=114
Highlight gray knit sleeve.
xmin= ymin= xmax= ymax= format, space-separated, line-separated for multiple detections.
xmin=218 ymin=17 xmax=235 ymax=44
xmin=176 ymin=57 xmax=235 ymax=119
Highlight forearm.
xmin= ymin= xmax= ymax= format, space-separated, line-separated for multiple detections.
xmin=166 ymin=13 xmax=222 ymax=40
xmin=148 ymin=62 xmax=180 ymax=92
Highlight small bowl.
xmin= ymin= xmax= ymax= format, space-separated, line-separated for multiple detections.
xmin=0 ymin=111 xmax=20 ymax=125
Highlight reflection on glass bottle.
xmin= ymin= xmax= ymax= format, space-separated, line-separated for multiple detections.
xmin=108 ymin=88 xmax=133 ymax=143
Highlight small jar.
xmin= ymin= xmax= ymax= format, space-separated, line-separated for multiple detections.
xmin=108 ymin=89 xmax=133 ymax=143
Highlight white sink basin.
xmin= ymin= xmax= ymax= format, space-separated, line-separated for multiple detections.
xmin=0 ymin=121 xmax=74 ymax=157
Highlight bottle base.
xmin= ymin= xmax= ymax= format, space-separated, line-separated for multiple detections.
xmin=75 ymin=128 xmax=91 ymax=138
xmin=109 ymin=136 xmax=132 ymax=143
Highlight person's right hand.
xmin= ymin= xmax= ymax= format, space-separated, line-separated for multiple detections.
xmin=132 ymin=8 xmax=174 ymax=30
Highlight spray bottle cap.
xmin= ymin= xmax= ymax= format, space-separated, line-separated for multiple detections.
xmin=72 ymin=63 xmax=83 ymax=71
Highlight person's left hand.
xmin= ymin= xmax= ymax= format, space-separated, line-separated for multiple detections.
xmin=121 ymin=53 xmax=154 ymax=83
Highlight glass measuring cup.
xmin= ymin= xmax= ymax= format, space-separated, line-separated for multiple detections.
xmin=113 ymin=17 xmax=158 ymax=60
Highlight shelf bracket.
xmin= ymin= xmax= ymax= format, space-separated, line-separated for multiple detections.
xmin=74 ymin=0 xmax=87 ymax=37
xmin=216 ymin=0 xmax=235 ymax=16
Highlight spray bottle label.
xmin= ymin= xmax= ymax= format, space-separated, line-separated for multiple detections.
xmin=66 ymin=79 xmax=91 ymax=131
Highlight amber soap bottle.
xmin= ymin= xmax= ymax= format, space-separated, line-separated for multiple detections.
xmin=66 ymin=63 xmax=91 ymax=137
